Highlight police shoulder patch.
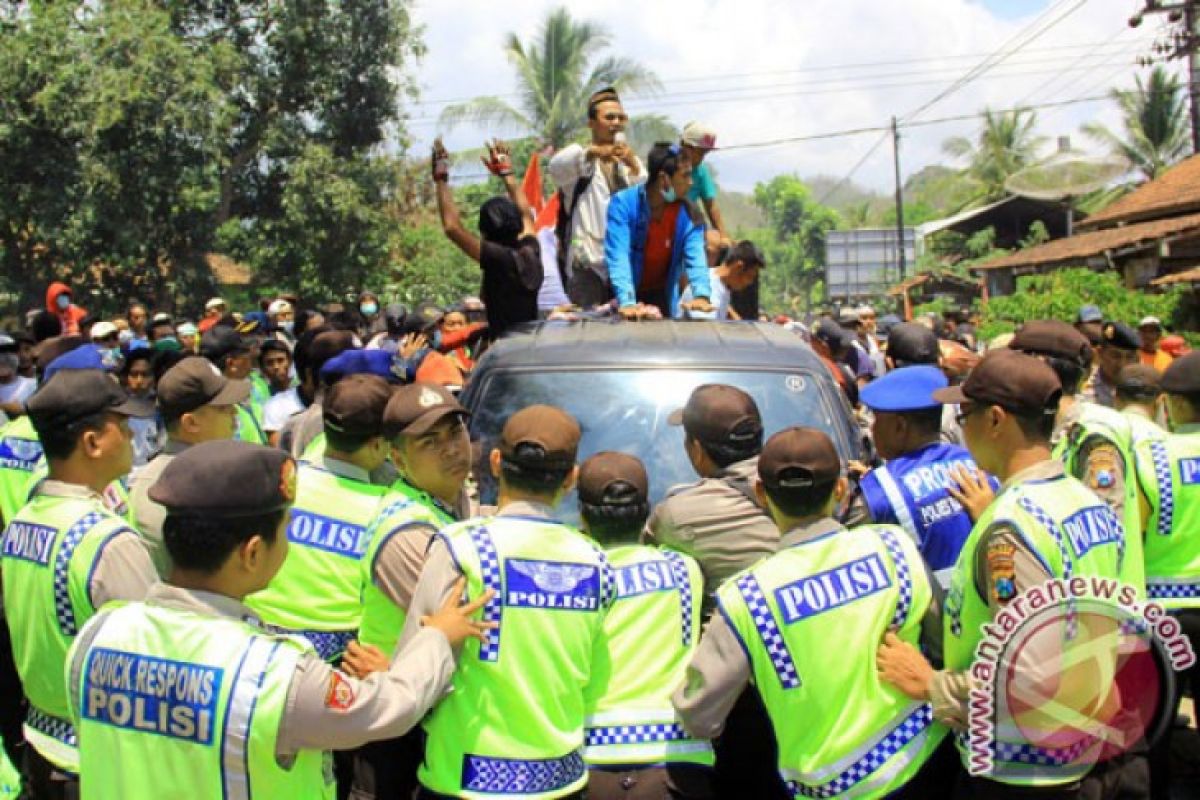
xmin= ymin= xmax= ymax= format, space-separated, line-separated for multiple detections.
xmin=1084 ymin=445 xmax=1120 ymax=492
xmin=987 ymin=540 xmax=1017 ymax=604
xmin=324 ymin=672 xmax=356 ymax=711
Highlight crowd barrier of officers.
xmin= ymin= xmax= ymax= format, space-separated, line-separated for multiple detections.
xmin=0 ymin=312 xmax=1198 ymax=800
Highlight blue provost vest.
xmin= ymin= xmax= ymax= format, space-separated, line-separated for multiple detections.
xmin=859 ymin=443 xmax=998 ymax=572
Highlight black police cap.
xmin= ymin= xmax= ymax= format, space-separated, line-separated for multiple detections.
xmin=149 ymin=440 xmax=296 ymax=518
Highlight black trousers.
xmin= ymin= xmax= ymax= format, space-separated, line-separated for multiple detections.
xmin=0 ymin=617 xmax=25 ymax=770
xmin=416 ymin=788 xmax=585 ymax=800
xmin=349 ymin=727 xmax=426 ymax=800
xmin=1148 ymin=609 xmax=1200 ymax=800
xmin=712 ymin=686 xmax=790 ymax=800
xmin=587 ymin=764 xmax=715 ymax=800
xmin=18 ymin=747 xmax=76 ymax=800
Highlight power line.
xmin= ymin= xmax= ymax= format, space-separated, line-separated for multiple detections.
xmin=815 ymin=132 xmax=892 ymax=206
xmin=901 ymin=0 xmax=1091 ymax=122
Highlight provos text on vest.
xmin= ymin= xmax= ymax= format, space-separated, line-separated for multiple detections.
xmin=83 ymin=648 xmax=222 ymax=744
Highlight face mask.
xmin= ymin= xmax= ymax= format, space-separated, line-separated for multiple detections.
xmin=280 ymin=320 xmax=294 ymax=335
xmin=360 ymin=303 xmax=378 ymax=316
xmin=661 ymin=186 xmax=677 ymax=203
xmin=55 ymin=295 xmax=70 ymax=311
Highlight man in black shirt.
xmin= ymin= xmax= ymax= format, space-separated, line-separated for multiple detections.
xmin=434 ymin=138 xmax=541 ymax=338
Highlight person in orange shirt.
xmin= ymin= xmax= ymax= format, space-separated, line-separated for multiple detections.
xmin=1138 ymin=316 xmax=1174 ymax=372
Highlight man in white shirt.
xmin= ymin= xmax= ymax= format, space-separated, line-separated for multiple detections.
xmin=678 ymin=240 xmax=765 ymax=320
xmin=549 ymin=87 xmax=646 ymax=308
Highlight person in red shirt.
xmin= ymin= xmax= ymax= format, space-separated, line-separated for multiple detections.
xmin=44 ymin=281 xmax=87 ymax=336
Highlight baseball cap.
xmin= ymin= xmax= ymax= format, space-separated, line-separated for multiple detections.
xmin=90 ymin=321 xmax=119 ymax=341
xmin=1009 ymin=320 xmax=1091 ymax=367
xmin=1101 ymin=321 xmax=1140 ymax=351
xmin=323 ymin=374 xmax=393 ymax=438
xmin=578 ymin=452 xmax=649 ymax=507
xmin=681 ymin=122 xmax=718 ymax=150
xmin=1115 ymin=364 xmax=1163 ymax=398
xmin=1138 ymin=316 xmax=1163 ymax=330
xmin=44 ymin=345 xmax=106 ymax=380
xmin=152 ymin=312 xmax=172 ymax=325
xmin=1077 ymin=305 xmax=1103 ymax=324
xmin=758 ymin=427 xmax=841 ymax=491
xmin=811 ymin=318 xmax=853 ymax=351
xmin=176 ymin=322 xmax=198 ymax=338
xmin=933 ymin=349 xmax=1061 ymax=416
xmin=886 ymin=323 xmax=940 ymax=365
xmin=383 ymin=382 xmax=469 ymax=438
xmin=860 ymin=366 xmax=947 ymax=413
xmin=668 ymin=384 xmax=763 ymax=448
xmin=499 ymin=405 xmax=581 ymax=470
xmin=320 ymin=349 xmax=403 ymax=384
xmin=1161 ymin=334 xmax=1191 ymax=358
xmin=199 ymin=327 xmax=250 ymax=364
xmin=836 ymin=308 xmax=861 ymax=327
xmin=27 ymin=369 xmax=154 ymax=433
xmin=149 ymin=440 xmax=296 ymax=518
xmin=204 ymin=298 xmax=226 ymax=311
xmin=267 ymin=299 xmax=293 ymax=316
xmin=1161 ymin=351 xmax=1200 ymax=395
xmin=157 ymin=357 xmax=250 ymax=418
xmin=876 ymin=314 xmax=902 ymax=339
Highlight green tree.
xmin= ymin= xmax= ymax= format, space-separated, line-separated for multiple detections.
xmin=942 ymin=108 xmax=1045 ymax=204
xmin=753 ymin=176 xmax=840 ymax=314
xmin=1082 ymin=66 xmax=1191 ymax=181
xmin=438 ymin=6 xmax=660 ymax=148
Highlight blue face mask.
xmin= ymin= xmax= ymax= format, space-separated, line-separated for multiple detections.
xmin=280 ymin=320 xmax=294 ymax=335
xmin=55 ymin=295 xmax=71 ymax=311
xmin=662 ymin=186 xmax=677 ymax=203
xmin=360 ymin=303 xmax=378 ymax=317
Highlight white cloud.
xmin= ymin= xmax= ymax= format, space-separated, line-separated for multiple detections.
xmin=406 ymin=0 xmax=1180 ymax=195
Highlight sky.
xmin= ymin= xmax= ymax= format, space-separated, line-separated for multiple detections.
xmin=403 ymin=0 xmax=1182 ymax=196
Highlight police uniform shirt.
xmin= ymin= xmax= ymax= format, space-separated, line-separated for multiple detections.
xmin=672 ymin=516 xmax=944 ymax=738
xmin=1054 ymin=398 xmax=1128 ymax=523
xmin=926 ymin=459 xmax=1066 ymax=729
xmin=368 ymin=490 xmax=462 ymax=615
xmin=66 ymin=583 xmax=456 ymax=759
xmin=1082 ymin=367 xmax=1116 ymax=409
xmin=32 ymin=480 xmax=157 ymax=602
xmin=128 ymin=440 xmax=192 ymax=578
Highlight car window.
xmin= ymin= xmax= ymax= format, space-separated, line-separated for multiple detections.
xmin=467 ymin=367 xmax=849 ymax=523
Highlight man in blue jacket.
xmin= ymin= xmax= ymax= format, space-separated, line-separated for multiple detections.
xmin=605 ymin=142 xmax=713 ymax=319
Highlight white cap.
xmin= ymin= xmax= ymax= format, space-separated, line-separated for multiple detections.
xmin=857 ymin=304 xmax=876 ymax=316
xmin=267 ymin=299 xmax=293 ymax=316
xmin=90 ymin=321 xmax=118 ymax=340
xmin=152 ymin=312 xmax=172 ymax=324
xmin=177 ymin=322 xmax=198 ymax=337
xmin=1138 ymin=316 xmax=1162 ymax=329
xmin=205 ymin=297 xmax=226 ymax=311
xmin=681 ymin=122 xmax=718 ymax=150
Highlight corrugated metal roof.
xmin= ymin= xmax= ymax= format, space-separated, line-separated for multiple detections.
xmin=1078 ymin=154 xmax=1200 ymax=231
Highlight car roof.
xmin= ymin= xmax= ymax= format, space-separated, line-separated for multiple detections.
xmin=477 ymin=319 xmax=826 ymax=370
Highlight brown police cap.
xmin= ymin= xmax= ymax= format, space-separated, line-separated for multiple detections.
xmin=1161 ymin=351 xmax=1200 ymax=395
xmin=149 ymin=440 xmax=296 ymax=517
xmin=323 ymin=373 xmax=392 ymax=438
xmin=157 ymin=357 xmax=251 ymax=419
xmin=934 ymin=349 xmax=1061 ymax=415
xmin=758 ymin=427 xmax=841 ymax=491
xmin=27 ymin=369 xmax=154 ymax=434
xmin=500 ymin=405 xmax=581 ymax=469
xmin=578 ymin=451 xmax=648 ymax=507
xmin=667 ymin=384 xmax=763 ymax=448
xmin=1009 ymin=320 xmax=1091 ymax=367
xmin=34 ymin=336 xmax=84 ymax=373
xmin=1116 ymin=364 xmax=1163 ymax=397
xmin=383 ymin=381 xmax=469 ymax=438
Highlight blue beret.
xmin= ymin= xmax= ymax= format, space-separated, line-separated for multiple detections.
xmin=44 ymin=344 xmax=106 ymax=381
xmin=319 ymin=349 xmax=403 ymax=384
xmin=860 ymin=365 xmax=947 ymax=412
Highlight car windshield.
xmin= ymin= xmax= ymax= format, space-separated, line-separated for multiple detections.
xmin=468 ymin=367 xmax=847 ymax=523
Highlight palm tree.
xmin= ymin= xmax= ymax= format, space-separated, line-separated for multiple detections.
xmin=1082 ymin=67 xmax=1191 ymax=181
xmin=942 ymin=108 xmax=1046 ymax=204
xmin=438 ymin=7 xmax=660 ymax=149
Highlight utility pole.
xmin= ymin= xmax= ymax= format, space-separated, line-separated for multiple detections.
xmin=1131 ymin=1 xmax=1200 ymax=154
xmin=891 ymin=116 xmax=907 ymax=282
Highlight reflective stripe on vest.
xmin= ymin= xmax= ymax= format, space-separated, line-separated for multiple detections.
xmin=461 ymin=751 xmax=586 ymax=795
xmin=24 ymin=707 xmax=77 ymax=776
xmin=468 ymin=526 xmax=504 ymax=663
xmin=222 ymin=637 xmax=283 ymax=800
xmin=262 ymin=625 xmax=353 ymax=663
xmin=1148 ymin=441 xmax=1174 ymax=537
xmin=782 ymin=703 xmax=934 ymax=799
xmin=873 ymin=467 xmax=919 ymax=538
xmin=875 ymin=527 xmax=913 ymax=629
xmin=54 ymin=512 xmax=105 ymax=636
xmin=662 ymin=551 xmax=694 ymax=646
xmin=734 ymin=572 xmax=801 ymax=689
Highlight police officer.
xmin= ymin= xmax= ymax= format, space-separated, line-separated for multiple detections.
xmin=877 ymin=350 xmax=1130 ymax=796
xmin=1114 ymin=364 xmax=1166 ymax=445
xmin=401 ymin=405 xmax=610 ymax=799
xmin=1132 ymin=352 xmax=1200 ymax=799
xmin=578 ymin=452 xmax=713 ymax=799
xmin=844 ymin=365 xmax=996 ymax=583
xmin=65 ymin=440 xmax=493 ymax=800
xmin=675 ymin=427 xmax=950 ymax=799
xmin=3 ymin=369 xmax=158 ymax=796
xmin=199 ymin=325 xmax=266 ymax=445
xmin=128 ymin=357 xmax=249 ymax=577
xmin=246 ymin=374 xmax=393 ymax=662
xmin=1010 ymin=321 xmax=1145 ymax=592
xmin=352 ymin=382 xmax=472 ymax=800
xmin=1083 ymin=321 xmax=1140 ymax=408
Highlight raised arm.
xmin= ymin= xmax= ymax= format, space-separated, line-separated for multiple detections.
xmin=433 ymin=138 xmax=482 ymax=263
xmin=483 ymin=139 xmax=536 ymax=239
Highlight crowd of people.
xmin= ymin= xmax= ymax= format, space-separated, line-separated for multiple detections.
xmin=0 ymin=85 xmax=1198 ymax=800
